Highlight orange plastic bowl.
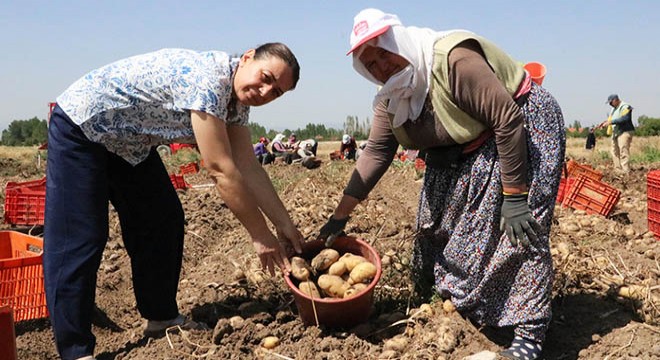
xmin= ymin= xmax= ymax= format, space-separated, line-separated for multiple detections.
xmin=284 ymin=236 xmax=382 ymax=328
xmin=524 ymin=61 xmax=547 ymax=86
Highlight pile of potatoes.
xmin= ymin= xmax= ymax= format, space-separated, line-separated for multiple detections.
xmin=290 ymin=248 xmax=378 ymax=300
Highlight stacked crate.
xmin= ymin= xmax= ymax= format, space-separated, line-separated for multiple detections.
xmin=179 ymin=162 xmax=199 ymax=175
xmin=3 ymin=177 xmax=46 ymax=226
xmin=169 ymin=174 xmax=190 ymax=190
xmin=648 ymin=170 xmax=660 ymax=239
xmin=557 ymin=160 xmax=602 ymax=204
xmin=558 ymin=160 xmax=620 ymax=216
xmin=565 ymin=160 xmax=603 ymax=181
xmin=556 ymin=177 xmax=576 ymax=204
xmin=0 ymin=231 xmax=48 ymax=322
xmin=414 ymin=157 xmax=426 ymax=171
xmin=562 ymin=175 xmax=621 ymax=216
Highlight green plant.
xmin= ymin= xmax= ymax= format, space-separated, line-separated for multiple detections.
xmin=631 ymin=145 xmax=660 ymax=164
xmin=172 ymin=148 xmax=200 ymax=166
xmin=636 ymin=116 xmax=660 ymax=136
xmin=270 ymin=167 xmax=309 ymax=193
xmin=415 ymin=168 xmax=425 ymax=180
xmin=596 ymin=150 xmax=610 ymax=162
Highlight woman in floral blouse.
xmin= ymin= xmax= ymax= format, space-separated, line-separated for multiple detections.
xmin=45 ymin=43 xmax=302 ymax=360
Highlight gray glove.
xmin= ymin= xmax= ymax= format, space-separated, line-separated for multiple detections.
xmin=319 ymin=216 xmax=349 ymax=247
xmin=499 ymin=193 xmax=541 ymax=247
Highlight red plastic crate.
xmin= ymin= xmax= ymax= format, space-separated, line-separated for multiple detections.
xmin=556 ymin=177 xmax=576 ymax=204
xmin=566 ymin=160 xmax=603 ymax=181
xmin=5 ymin=178 xmax=46 ymax=192
xmin=414 ymin=158 xmax=426 ymax=171
xmin=169 ymin=174 xmax=190 ymax=190
xmin=649 ymin=197 xmax=660 ymax=213
xmin=329 ymin=150 xmax=343 ymax=161
xmin=562 ymin=175 xmax=621 ymax=216
xmin=4 ymin=178 xmax=46 ymax=226
xmin=648 ymin=208 xmax=660 ymax=239
xmin=179 ymin=162 xmax=199 ymax=175
xmin=169 ymin=143 xmax=196 ymax=154
xmin=0 ymin=231 xmax=48 ymax=322
xmin=648 ymin=170 xmax=660 ymax=202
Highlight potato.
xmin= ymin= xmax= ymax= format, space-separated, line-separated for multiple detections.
xmin=311 ymin=248 xmax=340 ymax=271
xmin=298 ymin=280 xmax=321 ymax=298
xmin=339 ymin=253 xmax=367 ymax=271
xmin=261 ymin=336 xmax=280 ymax=349
xmin=290 ymin=256 xmax=313 ymax=281
xmin=442 ymin=299 xmax=455 ymax=313
xmin=343 ymin=283 xmax=368 ymax=298
xmin=327 ymin=260 xmax=347 ymax=276
xmin=317 ymin=274 xmax=350 ymax=298
xmin=348 ymin=261 xmax=377 ymax=285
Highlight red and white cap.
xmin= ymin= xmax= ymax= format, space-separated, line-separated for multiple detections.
xmin=347 ymin=8 xmax=402 ymax=55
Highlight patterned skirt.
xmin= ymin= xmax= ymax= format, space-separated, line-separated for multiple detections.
xmin=412 ymin=83 xmax=565 ymax=342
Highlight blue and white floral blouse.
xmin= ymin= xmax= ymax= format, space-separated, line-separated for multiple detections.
xmin=56 ymin=48 xmax=250 ymax=165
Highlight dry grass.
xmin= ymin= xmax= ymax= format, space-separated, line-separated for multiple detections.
xmin=0 ymin=146 xmax=42 ymax=162
xmin=565 ymin=135 xmax=660 ymax=166
xmin=4 ymin=135 xmax=658 ymax=170
xmin=317 ymin=141 xmax=341 ymax=158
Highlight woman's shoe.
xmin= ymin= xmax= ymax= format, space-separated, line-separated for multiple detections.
xmin=143 ymin=314 xmax=209 ymax=338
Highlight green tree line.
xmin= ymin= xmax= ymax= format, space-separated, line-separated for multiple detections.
xmin=5 ymin=114 xmax=660 ymax=146
xmin=248 ymin=115 xmax=370 ymax=143
xmin=0 ymin=117 xmax=48 ymax=146
xmin=1 ymin=114 xmax=370 ymax=146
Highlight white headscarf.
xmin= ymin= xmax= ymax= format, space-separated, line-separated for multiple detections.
xmin=273 ymin=133 xmax=285 ymax=143
xmin=353 ymin=25 xmax=469 ymax=127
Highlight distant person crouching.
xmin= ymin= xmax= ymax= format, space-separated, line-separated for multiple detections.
xmin=254 ymin=137 xmax=274 ymax=165
xmin=340 ymin=134 xmax=357 ymax=160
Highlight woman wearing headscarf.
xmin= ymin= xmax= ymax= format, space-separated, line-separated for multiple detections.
xmin=319 ymin=8 xmax=565 ymax=360
xmin=270 ymin=133 xmax=289 ymax=156
xmin=340 ymin=134 xmax=358 ymax=160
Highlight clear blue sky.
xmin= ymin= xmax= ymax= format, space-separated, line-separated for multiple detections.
xmin=1 ymin=1 xmax=659 ymax=134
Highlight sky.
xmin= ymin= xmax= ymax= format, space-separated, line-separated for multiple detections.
xmin=1 ymin=0 xmax=659 ymax=134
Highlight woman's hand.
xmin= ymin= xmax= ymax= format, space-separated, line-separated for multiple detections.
xmin=318 ymin=216 xmax=350 ymax=246
xmin=252 ymin=234 xmax=292 ymax=276
xmin=276 ymin=222 xmax=304 ymax=255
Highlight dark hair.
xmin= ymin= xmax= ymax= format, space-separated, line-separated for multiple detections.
xmin=254 ymin=42 xmax=300 ymax=89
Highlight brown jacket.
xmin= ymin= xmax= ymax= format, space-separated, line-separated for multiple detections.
xmin=345 ymin=40 xmax=527 ymax=200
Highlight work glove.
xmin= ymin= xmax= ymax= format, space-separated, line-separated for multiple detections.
xmin=318 ymin=216 xmax=349 ymax=247
xmin=499 ymin=193 xmax=541 ymax=247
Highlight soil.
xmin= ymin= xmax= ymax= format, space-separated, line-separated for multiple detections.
xmin=3 ymin=156 xmax=660 ymax=360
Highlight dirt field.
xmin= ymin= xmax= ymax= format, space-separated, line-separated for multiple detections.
xmin=3 ymin=138 xmax=660 ymax=360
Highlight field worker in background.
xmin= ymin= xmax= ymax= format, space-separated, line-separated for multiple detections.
xmin=585 ymin=127 xmax=596 ymax=151
xmin=297 ymin=138 xmax=323 ymax=169
xmin=318 ymin=9 xmax=565 ymax=360
xmin=297 ymin=138 xmax=318 ymax=157
xmin=254 ymin=136 xmax=274 ymax=165
xmin=270 ymin=133 xmax=289 ymax=157
xmin=598 ymin=94 xmax=635 ymax=174
xmin=45 ymin=43 xmax=303 ymax=360
xmin=340 ymin=134 xmax=357 ymax=160
xmin=288 ymin=132 xmax=298 ymax=147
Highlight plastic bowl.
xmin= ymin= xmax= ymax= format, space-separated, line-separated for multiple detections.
xmin=524 ymin=61 xmax=547 ymax=86
xmin=284 ymin=236 xmax=382 ymax=328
